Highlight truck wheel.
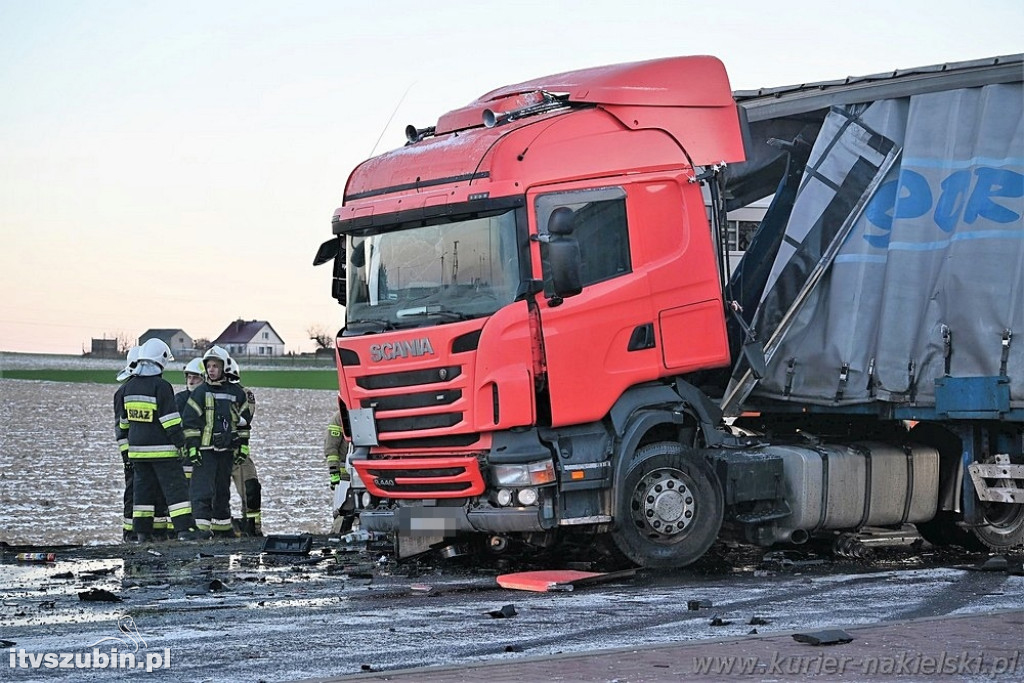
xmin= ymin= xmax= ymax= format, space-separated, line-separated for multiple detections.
xmin=972 ymin=504 xmax=1024 ymax=550
xmin=611 ymin=442 xmax=723 ymax=568
xmin=970 ymin=458 xmax=1024 ymax=551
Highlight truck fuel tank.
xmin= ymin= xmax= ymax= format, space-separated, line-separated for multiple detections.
xmin=749 ymin=441 xmax=939 ymax=546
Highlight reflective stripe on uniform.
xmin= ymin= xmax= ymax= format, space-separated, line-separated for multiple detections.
xmin=168 ymin=501 xmax=192 ymax=517
xmin=210 ymin=519 xmax=233 ymax=532
xmin=124 ymin=395 xmax=157 ymax=422
xmin=123 ymin=518 xmax=134 ymax=531
xmin=159 ymin=411 xmax=182 ymax=429
xmin=194 ymin=519 xmax=211 ymax=530
xmin=128 ymin=444 xmax=180 ymax=459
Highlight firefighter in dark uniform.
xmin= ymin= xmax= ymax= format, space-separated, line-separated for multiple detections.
xmin=175 ymin=358 xmax=206 ymax=483
xmin=226 ymin=356 xmax=263 ymax=536
xmin=182 ymin=345 xmax=252 ymax=537
xmin=116 ymin=338 xmax=201 ymax=542
xmin=114 ymin=345 xmax=140 ymax=541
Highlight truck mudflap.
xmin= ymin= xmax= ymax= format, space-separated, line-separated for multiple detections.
xmin=359 ymin=504 xmax=547 ymax=534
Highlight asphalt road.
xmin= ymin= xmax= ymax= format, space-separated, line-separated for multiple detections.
xmin=2 ymin=537 xmax=1022 ymax=682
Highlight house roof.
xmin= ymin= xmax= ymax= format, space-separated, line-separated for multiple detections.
xmin=140 ymin=329 xmax=191 ymax=344
xmin=213 ymin=319 xmax=285 ymax=345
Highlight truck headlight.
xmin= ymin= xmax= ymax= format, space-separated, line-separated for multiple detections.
xmin=492 ymin=459 xmax=556 ymax=487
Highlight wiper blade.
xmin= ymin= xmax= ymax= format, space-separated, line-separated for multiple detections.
xmin=346 ymin=318 xmax=397 ymax=332
xmin=396 ymin=305 xmax=471 ymax=321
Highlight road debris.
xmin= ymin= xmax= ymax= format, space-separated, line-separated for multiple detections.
xmin=78 ymin=588 xmax=122 ymax=603
xmin=792 ymin=629 xmax=853 ymax=645
xmin=486 ymin=604 xmax=517 ymax=619
xmin=496 ymin=568 xmax=636 ymax=592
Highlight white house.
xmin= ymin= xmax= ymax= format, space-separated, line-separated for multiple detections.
xmin=212 ymin=319 xmax=286 ymax=357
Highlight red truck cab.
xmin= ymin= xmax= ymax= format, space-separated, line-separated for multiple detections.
xmin=316 ymin=56 xmax=747 ymax=562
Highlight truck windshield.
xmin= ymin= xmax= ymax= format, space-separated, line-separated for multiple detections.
xmin=346 ymin=208 xmax=522 ymax=328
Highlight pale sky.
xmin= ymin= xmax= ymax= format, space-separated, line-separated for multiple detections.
xmin=1 ymin=0 xmax=1021 ymax=355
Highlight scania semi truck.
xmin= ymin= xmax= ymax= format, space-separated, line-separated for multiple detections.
xmin=314 ymin=54 xmax=1023 ymax=568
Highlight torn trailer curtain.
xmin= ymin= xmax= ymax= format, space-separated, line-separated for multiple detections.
xmin=726 ymin=82 xmax=1024 ymax=412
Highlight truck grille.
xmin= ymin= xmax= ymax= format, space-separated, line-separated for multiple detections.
xmin=355 ymin=457 xmax=485 ymax=499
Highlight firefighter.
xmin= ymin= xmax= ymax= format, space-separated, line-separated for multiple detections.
xmin=325 ymin=410 xmax=356 ymax=533
xmin=182 ymin=345 xmax=252 ymax=537
xmin=226 ymin=356 xmax=263 ymax=537
xmin=114 ymin=345 xmax=140 ymax=541
xmin=116 ymin=338 xmax=202 ymax=542
xmin=175 ymin=358 xmax=206 ymax=483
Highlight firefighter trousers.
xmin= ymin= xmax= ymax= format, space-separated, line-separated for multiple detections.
xmin=132 ymin=459 xmax=195 ymax=535
xmin=191 ymin=449 xmax=234 ymax=534
xmin=123 ymin=467 xmax=169 ymax=533
xmin=232 ymin=456 xmax=262 ymax=533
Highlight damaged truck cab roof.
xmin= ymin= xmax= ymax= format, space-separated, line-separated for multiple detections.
xmin=336 ymin=56 xmax=746 ymax=226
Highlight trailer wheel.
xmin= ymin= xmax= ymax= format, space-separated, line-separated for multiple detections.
xmin=611 ymin=442 xmax=723 ymax=568
xmin=971 ymin=458 xmax=1024 ymax=551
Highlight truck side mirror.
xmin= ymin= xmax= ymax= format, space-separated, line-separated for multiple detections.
xmin=312 ymin=238 xmax=346 ymax=304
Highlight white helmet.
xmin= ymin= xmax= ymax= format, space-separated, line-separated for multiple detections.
xmin=183 ymin=358 xmax=205 ymax=376
xmin=138 ymin=338 xmax=174 ymax=369
xmin=225 ymin=357 xmax=241 ymax=381
xmin=202 ymin=345 xmax=230 ymax=372
xmin=116 ymin=345 xmax=141 ymax=382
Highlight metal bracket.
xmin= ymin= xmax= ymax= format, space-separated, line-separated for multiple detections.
xmin=1000 ymin=329 xmax=1012 ymax=377
xmin=968 ymin=454 xmax=1024 ymax=504
xmin=834 ymin=363 xmax=849 ymax=402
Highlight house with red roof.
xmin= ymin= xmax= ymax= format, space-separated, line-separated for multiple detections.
xmin=212 ymin=319 xmax=285 ymax=357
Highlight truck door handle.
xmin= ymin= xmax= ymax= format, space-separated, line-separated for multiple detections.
xmin=627 ymin=323 xmax=656 ymax=351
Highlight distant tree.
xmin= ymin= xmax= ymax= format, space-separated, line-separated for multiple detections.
xmin=307 ymin=325 xmax=335 ymax=350
xmin=193 ymin=338 xmax=212 ymax=352
xmin=111 ymin=331 xmax=133 ymax=355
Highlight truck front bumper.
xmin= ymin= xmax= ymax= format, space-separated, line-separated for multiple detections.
xmin=359 ymin=504 xmax=547 ymax=534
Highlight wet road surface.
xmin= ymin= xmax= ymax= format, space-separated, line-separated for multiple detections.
xmin=2 ymin=537 xmax=1022 ymax=681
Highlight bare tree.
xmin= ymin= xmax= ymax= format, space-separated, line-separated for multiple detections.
xmin=307 ymin=325 xmax=335 ymax=350
xmin=193 ymin=338 xmax=212 ymax=352
xmin=111 ymin=331 xmax=134 ymax=355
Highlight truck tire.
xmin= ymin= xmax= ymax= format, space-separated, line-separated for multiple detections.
xmin=611 ymin=442 xmax=723 ymax=568
xmin=970 ymin=458 xmax=1024 ymax=551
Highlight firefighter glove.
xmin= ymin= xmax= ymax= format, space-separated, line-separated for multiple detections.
xmin=187 ymin=447 xmax=202 ymax=466
xmin=233 ymin=443 xmax=250 ymax=466
xmin=123 ymin=461 xmax=133 ymax=473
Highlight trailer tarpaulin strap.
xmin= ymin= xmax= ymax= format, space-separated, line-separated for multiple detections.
xmin=725 ymin=82 xmax=1024 ymax=412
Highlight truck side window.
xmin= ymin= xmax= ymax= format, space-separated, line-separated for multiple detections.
xmin=536 ymin=187 xmax=630 ymax=296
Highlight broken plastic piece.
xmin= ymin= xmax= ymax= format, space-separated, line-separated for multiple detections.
xmin=486 ymin=604 xmax=517 ymax=619
xmin=78 ymin=588 xmax=122 ymax=603
xmin=792 ymin=629 xmax=853 ymax=645
xmin=262 ymin=534 xmax=313 ymax=555
xmin=496 ymin=568 xmax=636 ymax=592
